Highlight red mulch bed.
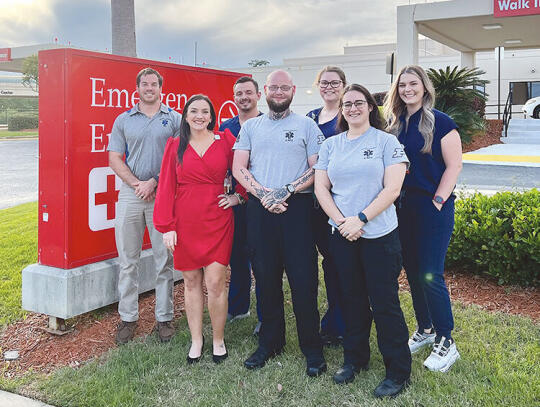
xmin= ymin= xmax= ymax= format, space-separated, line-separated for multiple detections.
xmin=2 ymin=270 xmax=538 ymax=379
xmin=462 ymin=119 xmax=503 ymax=153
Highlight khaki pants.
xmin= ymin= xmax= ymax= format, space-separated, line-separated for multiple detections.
xmin=115 ymin=183 xmax=174 ymax=322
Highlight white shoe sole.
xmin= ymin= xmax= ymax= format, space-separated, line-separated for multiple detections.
xmin=228 ymin=312 xmax=250 ymax=323
xmin=424 ymin=349 xmax=460 ymax=372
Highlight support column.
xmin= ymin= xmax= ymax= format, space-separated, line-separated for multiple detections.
xmin=396 ymin=5 xmax=419 ymax=70
xmin=461 ymin=51 xmax=476 ymax=69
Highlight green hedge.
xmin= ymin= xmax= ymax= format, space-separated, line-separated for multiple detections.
xmin=447 ymin=189 xmax=540 ymax=286
xmin=8 ymin=113 xmax=39 ymax=131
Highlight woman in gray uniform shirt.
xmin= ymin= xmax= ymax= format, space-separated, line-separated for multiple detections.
xmin=314 ymin=84 xmax=411 ymax=398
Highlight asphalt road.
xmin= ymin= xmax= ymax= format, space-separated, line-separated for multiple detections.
xmin=0 ymin=139 xmax=538 ymax=210
xmin=0 ymin=139 xmax=38 ymax=210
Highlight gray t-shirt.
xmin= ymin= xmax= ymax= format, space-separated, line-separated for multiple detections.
xmin=107 ymin=103 xmax=181 ymax=182
xmin=233 ymin=112 xmax=324 ymax=192
xmin=314 ymin=127 xmax=409 ymax=239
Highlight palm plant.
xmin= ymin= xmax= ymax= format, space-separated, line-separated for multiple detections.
xmin=427 ymin=66 xmax=489 ymax=143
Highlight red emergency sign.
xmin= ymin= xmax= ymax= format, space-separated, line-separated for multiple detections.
xmin=38 ymin=48 xmax=246 ymax=268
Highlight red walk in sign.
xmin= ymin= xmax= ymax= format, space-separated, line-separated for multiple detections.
xmin=38 ymin=48 xmax=246 ymax=269
xmin=494 ymin=0 xmax=540 ymax=17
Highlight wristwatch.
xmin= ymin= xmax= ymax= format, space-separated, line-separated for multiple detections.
xmin=433 ymin=195 xmax=445 ymax=205
xmin=357 ymin=211 xmax=369 ymax=223
xmin=285 ymin=183 xmax=296 ymax=194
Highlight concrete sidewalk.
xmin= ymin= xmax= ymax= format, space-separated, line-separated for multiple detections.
xmin=462 ymin=144 xmax=540 ymax=167
xmin=0 ymin=390 xmax=55 ymax=407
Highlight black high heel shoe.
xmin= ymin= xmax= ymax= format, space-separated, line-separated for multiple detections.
xmin=212 ymin=340 xmax=228 ymax=364
xmin=187 ymin=336 xmax=204 ymax=364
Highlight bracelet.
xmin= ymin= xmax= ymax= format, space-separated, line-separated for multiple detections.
xmin=234 ymin=192 xmax=246 ymax=205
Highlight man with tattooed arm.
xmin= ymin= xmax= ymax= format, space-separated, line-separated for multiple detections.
xmin=232 ymin=70 xmax=326 ymax=377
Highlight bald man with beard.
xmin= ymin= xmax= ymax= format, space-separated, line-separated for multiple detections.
xmin=232 ymin=70 xmax=326 ymax=377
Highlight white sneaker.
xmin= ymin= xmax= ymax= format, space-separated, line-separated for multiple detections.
xmin=408 ymin=328 xmax=436 ymax=354
xmin=227 ymin=311 xmax=250 ymax=323
xmin=423 ymin=336 xmax=460 ymax=372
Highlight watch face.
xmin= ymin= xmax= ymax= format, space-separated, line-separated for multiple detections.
xmin=287 ymin=184 xmax=295 ymax=193
xmin=434 ymin=196 xmax=444 ymax=204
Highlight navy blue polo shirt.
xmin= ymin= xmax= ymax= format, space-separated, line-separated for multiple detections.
xmin=219 ymin=112 xmax=263 ymax=137
xmin=307 ymin=107 xmax=339 ymax=139
xmin=398 ymin=108 xmax=457 ymax=195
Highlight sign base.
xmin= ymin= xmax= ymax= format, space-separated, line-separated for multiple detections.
xmin=22 ymin=249 xmax=183 ymax=320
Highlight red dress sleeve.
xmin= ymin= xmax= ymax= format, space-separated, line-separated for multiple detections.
xmin=222 ymin=128 xmax=248 ymax=201
xmin=153 ymin=137 xmax=179 ymax=233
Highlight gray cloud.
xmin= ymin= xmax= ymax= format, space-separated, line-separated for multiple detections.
xmin=0 ymin=0 xmax=424 ymax=68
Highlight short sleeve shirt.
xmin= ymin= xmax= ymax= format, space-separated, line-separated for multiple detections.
xmin=107 ymin=103 xmax=181 ymax=181
xmin=219 ymin=112 xmax=263 ymax=137
xmin=314 ymin=127 xmax=409 ymax=238
xmin=307 ymin=107 xmax=339 ymax=139
xmin=233 ymin=112 xmax=324 ymax=191
xmin=398 ymin=108 xmax=458 ymax=195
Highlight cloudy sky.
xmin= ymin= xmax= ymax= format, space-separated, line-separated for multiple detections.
xmin=0 ymin=0 xmax=435 ymax=68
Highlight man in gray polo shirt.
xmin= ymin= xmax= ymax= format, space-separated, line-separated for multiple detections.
xmin=107 ymin=67 xmax=180 ymax=344
xmin=233 ymin=69 xmax=326 ymax=377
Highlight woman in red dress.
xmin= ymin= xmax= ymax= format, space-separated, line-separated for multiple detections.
xmin=154 ymin=94 xmax=246 ymax=364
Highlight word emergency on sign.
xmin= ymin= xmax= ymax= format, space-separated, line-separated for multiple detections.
xmin=38 ymin=48 xmax=246 ymax=269
xmin=494 ymin=0 xmax=540 ymax=17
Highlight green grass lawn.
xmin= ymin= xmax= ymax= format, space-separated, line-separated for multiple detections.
xmin=26 ymin=294 xmax=539 ymax=407
xmin=0 ymin=202 xmax=37 ymax=326
xmin=0 ymin=130 xmax=38 ymax=139
xmin=1 ymin=201 xmax=539 ymax=406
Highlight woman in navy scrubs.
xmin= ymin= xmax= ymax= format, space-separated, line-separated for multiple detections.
xmin=307 ymin=66 xmax=346 ymax=347
xmin=384 ymin=65 xmax=463 ymax=373
xmin=315 ymin=84 xmax=411 ymax=398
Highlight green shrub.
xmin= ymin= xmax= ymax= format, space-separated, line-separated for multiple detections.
xmin=447 ymin=189 xmax=540 ymax=286
xmin=8 ymin=113 xmax=38 ymax=131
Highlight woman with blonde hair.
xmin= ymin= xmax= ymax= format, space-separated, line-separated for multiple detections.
xmin=307 ymin=66 xmax=347 ymax=347
xmin=384 ymin=65 xmax=463 ymax=373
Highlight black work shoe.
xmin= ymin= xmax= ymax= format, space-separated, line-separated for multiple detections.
xmin=320 ymin=333 xmax=343 ymax=348
xmin=333 ymin=363 xmax=368 ymax=384
xmin=244 ymin=347 xmax=283 ymax=370
xmin=116 ymin=320 xmax=137 ymax=345
xmin=157 ymin=321 xmax=175 ymax=343
xmin=306 ymin=359 xmax=327 ymax=377
xmin=373 ymin=378 xmax=410 ymax=399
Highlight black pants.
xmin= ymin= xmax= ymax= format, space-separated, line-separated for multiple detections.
xmin=329 ymin=228 xmax=411 ymax=382
xmin=247 ymin=193 xmax=323 ymax=361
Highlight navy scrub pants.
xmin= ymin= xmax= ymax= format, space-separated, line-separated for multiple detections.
xmin=246 ymin=193 xmax=323 ymax=361
xmin=312 ymin=202 xmax=345 ymax=338
xmin=329 ymin=228 xmax=411 ymax=383
xmin=228 ymin=203 xmax=262 ymax=321
xmin=397 ymin=190 xmax=455 ymax=340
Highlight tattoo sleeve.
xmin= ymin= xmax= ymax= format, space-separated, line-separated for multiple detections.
xmin=291 ymin=167 xmax=315 ymax=192
xmin=238 ymin=168 xmax=268 ymax=200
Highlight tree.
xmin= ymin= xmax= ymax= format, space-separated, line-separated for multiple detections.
xmin=111 ymin=0 xmax=137 ymax=57
xmin=248 ymin=59 xmax=270 ymax=67
xmin=427 ymin=66 xmax=489 ymax=143
xmin=22 ymin=54 xmax=38 ymax=92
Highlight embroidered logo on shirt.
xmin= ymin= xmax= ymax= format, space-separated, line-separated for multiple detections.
xmin=317 ymin=134 xmax=325 ymax=145
xmin=392 ymin=147 xmax=405 ymax=158
xmin=284 ymin=131 xmax=295 ymax=142
xmin=363 ymin=148 xmax=374 ymax=159
xmin=161 ymin=119 xmax=169 ymax=127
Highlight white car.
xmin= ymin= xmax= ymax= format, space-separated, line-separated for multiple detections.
xmin=523 ymin=97 xmax=540 ymax=119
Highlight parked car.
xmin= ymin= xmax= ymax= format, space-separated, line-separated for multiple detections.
xmin=523 ymin=97 xmax=540 ymax=119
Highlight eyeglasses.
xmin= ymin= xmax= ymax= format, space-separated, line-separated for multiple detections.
xmin=267 ymin=85 xmax=292 ymax=92
xmin=319 ymin=80 xmax=342 ymax=88
xmin=342 ymin=100 xmax=368 ymax=110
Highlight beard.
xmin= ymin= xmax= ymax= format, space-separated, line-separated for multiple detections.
xmin=266 ymin=95 xmax=292 ymax=113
